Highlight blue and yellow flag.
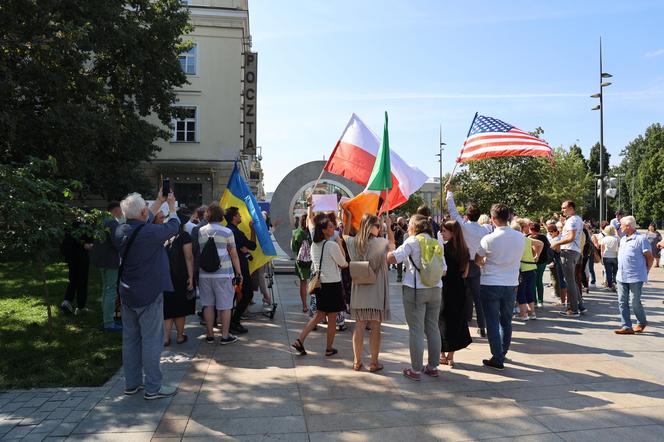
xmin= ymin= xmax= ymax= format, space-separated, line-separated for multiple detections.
xmin=220 ymin=163 xmax=276 ymax=274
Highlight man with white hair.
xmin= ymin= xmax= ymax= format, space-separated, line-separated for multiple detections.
xmin=114 ymin=188 xmax=179 ymax=399
xmin=614 ymin=215 xmax=653 ymax=334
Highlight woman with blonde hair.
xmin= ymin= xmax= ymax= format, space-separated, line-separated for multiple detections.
xmin=512 ymin=218 xmax=543 ymax=320
xmin=344 ymin=214 xmax=395 ymax=372
xmin=600 ymin=224 xmax=619 ymax=291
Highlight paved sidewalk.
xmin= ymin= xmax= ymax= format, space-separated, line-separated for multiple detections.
xmin=2 ymin=264 xmax=664 ymax=441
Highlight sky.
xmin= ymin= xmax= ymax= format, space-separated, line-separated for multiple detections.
xmin=250 ymin=0 xmax=664 ymax=192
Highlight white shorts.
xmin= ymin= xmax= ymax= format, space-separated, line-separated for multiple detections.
xmin=198 ymin=277 xmax=234 ymax=310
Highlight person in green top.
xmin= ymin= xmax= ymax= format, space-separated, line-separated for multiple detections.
xmin=291 ymin=214 xmax=312 ymax=312
xmin=512 ymin=218 xmax=543 ymax=320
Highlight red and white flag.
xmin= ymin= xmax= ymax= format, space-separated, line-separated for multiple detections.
xmin=458 ymin=114 xmax=552 ymax=163
xmin=325 ymin=113 xmax=427 ymax=211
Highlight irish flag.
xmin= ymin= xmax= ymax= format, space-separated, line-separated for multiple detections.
xmin=325 ymin=113 xmax=427 ymax=210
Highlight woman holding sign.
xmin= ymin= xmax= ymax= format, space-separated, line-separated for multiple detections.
xmin=292 ymin=216 xmax=348 ymax=356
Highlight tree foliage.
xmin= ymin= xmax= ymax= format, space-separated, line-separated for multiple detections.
xmin=453 ymin=146 xmax=592 ymax=221
xmin=588 ymin=142 xmax=611 ymax=176
xmin=0 ymin=158 xmax=105 ymax=333
xmin=626 ymin=124 xmax=664 ymax=225
xmin=0 ymin=0 xmax=192 ymax=200
xmin=397 ymin=194 xmax=424 ymax=216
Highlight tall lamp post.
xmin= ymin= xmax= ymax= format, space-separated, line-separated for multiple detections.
xmin=435 ymin=125 xmax=446 ymax=220
xmin=591 ymin=37 xmax=612 ymax=221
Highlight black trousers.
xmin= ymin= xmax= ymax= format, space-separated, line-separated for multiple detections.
xmin=464 ymin=261 xmax=485 ymax=330
xmin=232 ymin=270 xmax=254 ymax=324
xmin=64 ymin=257 xmax=89 ymax=309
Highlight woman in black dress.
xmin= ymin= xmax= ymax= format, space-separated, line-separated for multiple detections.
xmin=439 ymin=220 xmax=472 ymax=367
xmin=163 ymin=221 xmax=195 ymax=346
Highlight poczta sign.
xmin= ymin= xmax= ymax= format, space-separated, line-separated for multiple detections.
xmin=243 ymin=52 xmax=257 ymax=155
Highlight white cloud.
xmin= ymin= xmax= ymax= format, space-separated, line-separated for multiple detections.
xmin=645 ymin=49 xmax=664 ymax=58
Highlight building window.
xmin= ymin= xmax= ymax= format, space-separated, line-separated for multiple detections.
xmin=178 ymin=44 xmax=197 ymax=75
xmin=181 ymin=0 xmax=192 ymax=5
xmin=172 ymin=107 xmax=197 ymax=142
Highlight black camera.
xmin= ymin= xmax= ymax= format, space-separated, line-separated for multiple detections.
xmin=244 ymin=252 xmax=253 ymax=261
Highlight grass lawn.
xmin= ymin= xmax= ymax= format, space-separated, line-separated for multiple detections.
xmin=0 ymin=261 xmax=122 ymax=390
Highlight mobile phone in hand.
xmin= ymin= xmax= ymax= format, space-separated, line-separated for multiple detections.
xmin=162 ymin=178 xmax=170 ymax=197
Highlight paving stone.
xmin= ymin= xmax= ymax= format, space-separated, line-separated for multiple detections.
xmin=29 ymin=419 xmax=63 ymax=434
xmin=59 ymin=397 xmax=84 ymax=408
xmin=0 ymin=402 xmax=23 ymax=413
xmin=36 ymin=401 xmax=64 ymax=413
xmin=0 ymin=419 xmax=21 ymax=437
xmin=62 ymin=409 xmax=89 ymax=423
xmin=46 ymin=407 xmax=73 ymax=420
xmin=2 ymin=424 xmax=36 ymax=439
xmin=23 ymin=398 xmax=49 ymax=408
xmin=48 ymin=421 xmax=77 ymax=437
xmin=18 ymin=411 xmax=51 ymax=426
xmin=183 ymin=416 xmax=307 ymax=437
xmin=10 ymin=407 xmax=37 ymax=420
xmin=154 ymin=419 xmax=188 ymax=438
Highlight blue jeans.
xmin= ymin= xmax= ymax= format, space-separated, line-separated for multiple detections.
xmin=603 ymin=258 xmax=618 ymax=287
xmin=616 ymin=282 xmax=647 ymax=329
xmin=480 ymin=285 xmax=517 ymax=364
xmin=122 ymin=294 xmax=164 ymax=395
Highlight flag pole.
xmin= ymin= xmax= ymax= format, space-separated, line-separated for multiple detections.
xmin=446 ymin=112 xmax=478 ymax=186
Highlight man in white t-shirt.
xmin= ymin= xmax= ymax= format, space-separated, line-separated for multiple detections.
xmin=550 ymin=200 xmax=584 ymax=316
xmin=475 ymin=203 xmax=524 ymax=370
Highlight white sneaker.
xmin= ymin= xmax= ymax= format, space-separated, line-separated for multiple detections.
xmin=74 ymin=307 xmax=91 ymax=315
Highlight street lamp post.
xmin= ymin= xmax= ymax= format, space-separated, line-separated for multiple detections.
xmin=435 ymin=125 xmax=446 ymax=221
xmin=591 ymin=37 xmax=612 ymax=222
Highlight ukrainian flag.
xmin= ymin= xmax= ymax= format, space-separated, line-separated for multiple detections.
xmin=220 ymin=163 xmax=276 ymax=274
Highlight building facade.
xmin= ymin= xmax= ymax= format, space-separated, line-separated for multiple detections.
xmin=144 ymin=0 xmax=264 ymax=209
xmin=417 ymin=177 xmax=443 ymax=220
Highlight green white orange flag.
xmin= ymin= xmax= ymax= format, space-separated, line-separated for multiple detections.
xmin=366 ymin=111 xmax=393 ymax=191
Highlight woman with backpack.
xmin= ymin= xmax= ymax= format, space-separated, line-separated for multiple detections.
xmin=387 ymin=214 xmax=447 ymax=381
xmin=163 ymin=218 xmax=195 ymax=346
xmin=292 ymin=216 xmax=348 ymax=356
xmin=438 ymin=220 xmax=472 ymax=368
xmin=344 ymin=213 xmax=395 ymax=373
xmin=291 ymin=214 xmax=312 ymax=312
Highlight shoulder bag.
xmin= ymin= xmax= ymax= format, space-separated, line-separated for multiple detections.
xmin=116 ymin=223 xmax=146 ymax=296
xmin=349 ymin=241 xmax=377 ymax=285
xmin=307 ymin=240 xmax=327 ymax=294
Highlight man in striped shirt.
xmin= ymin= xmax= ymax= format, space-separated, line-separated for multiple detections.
xmin=198 ymin=203 xmax=242 ymax=345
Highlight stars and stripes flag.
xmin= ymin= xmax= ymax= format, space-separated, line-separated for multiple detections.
xmin=457 ymin=114 xmax=552 ymax=163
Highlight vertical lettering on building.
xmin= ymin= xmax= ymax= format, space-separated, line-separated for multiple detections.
xmin=243 ymin=52 xmax=258 ymax=155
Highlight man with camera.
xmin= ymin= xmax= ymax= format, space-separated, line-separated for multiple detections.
xmin=114 ymin=188 xmax=179 ymax=400
xmin=225 ymin=206 xmax=257 ymax=334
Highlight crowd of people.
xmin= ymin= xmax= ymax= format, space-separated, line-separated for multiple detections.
xmin=289 ymin=183 xmax=664 ymax=377
xmin=57 ymin=183 xmax=664 ymax=398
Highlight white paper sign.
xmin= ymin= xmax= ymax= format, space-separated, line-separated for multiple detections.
xmin=312 ymin=194 xmax=338 ymax=213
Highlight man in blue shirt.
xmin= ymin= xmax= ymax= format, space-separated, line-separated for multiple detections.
xmin=114 ymin=189 xmax=180 ymax=399
xmin=225 ymin=206 xmax=256 ymax=334
xmin=614 ymin=215 xmax=653 ymax=334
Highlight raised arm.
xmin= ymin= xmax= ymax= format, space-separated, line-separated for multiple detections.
xmin=445 ymin=183 xmax=464 ymax=225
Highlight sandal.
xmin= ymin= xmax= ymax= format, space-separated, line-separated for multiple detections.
xmin=337 ymin=324 xmax=347 ymax=332
xmin=164 ymin=340 xmax=171 ymax=347
xmin=292 ymin=339 xmax=307 ymax=355
xmin=176 ymin=335 xmax=188 ymax=345
xmin=353 ymin=362 xmax=363 ymax=371
xmin=448 ymin=360 xmax=455 ymax=369
xmin=369 ymin=363 xmax=384 ymax=373
xmin=325 ymin=348 xmax=338 ymax=357
xmin=439 ymin=355 xmax=448 ymax=365
xmin=302 ymin=307 xmax=308 ymax=313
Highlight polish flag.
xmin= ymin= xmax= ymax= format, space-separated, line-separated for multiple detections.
xmin=325 ymin=113 xmax=427 ymax=211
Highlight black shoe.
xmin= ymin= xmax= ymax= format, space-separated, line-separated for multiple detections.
xmin=230 ymin=323 xmax=248 ymax=334
xmin=579 ymin=306 xmax=588 ymax=314
xmin=482 ymin=358 xmax=504 ymax=371
xmin=479 ymin=328 xmax=486 ymax=338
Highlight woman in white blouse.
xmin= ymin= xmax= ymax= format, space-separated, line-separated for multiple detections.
xmin=292 ymin=216 xmax=348 ymax=356
xmin=600 ymin=225 xmax=620 ymax=291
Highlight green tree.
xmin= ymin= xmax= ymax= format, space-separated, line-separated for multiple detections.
xmin=0 ymin=158 xmax=105 ymax=334
xmin=634 ymin=124 xmax=664 ymax=225
xmin=398 ymin=194 xmax=424 ymax=216
xmin=588 ymin=142 xmax=611 ymax=176
xmin=0 ymin=0 xmax=192 ymax=200
xmin=569 ymin=144 xmax=588 ymax=171
xmin=452 ymin=146 xmax=592 ymax=221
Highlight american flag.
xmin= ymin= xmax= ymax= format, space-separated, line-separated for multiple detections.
xmin=457 ymin=114 xmax=552 ymax=163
